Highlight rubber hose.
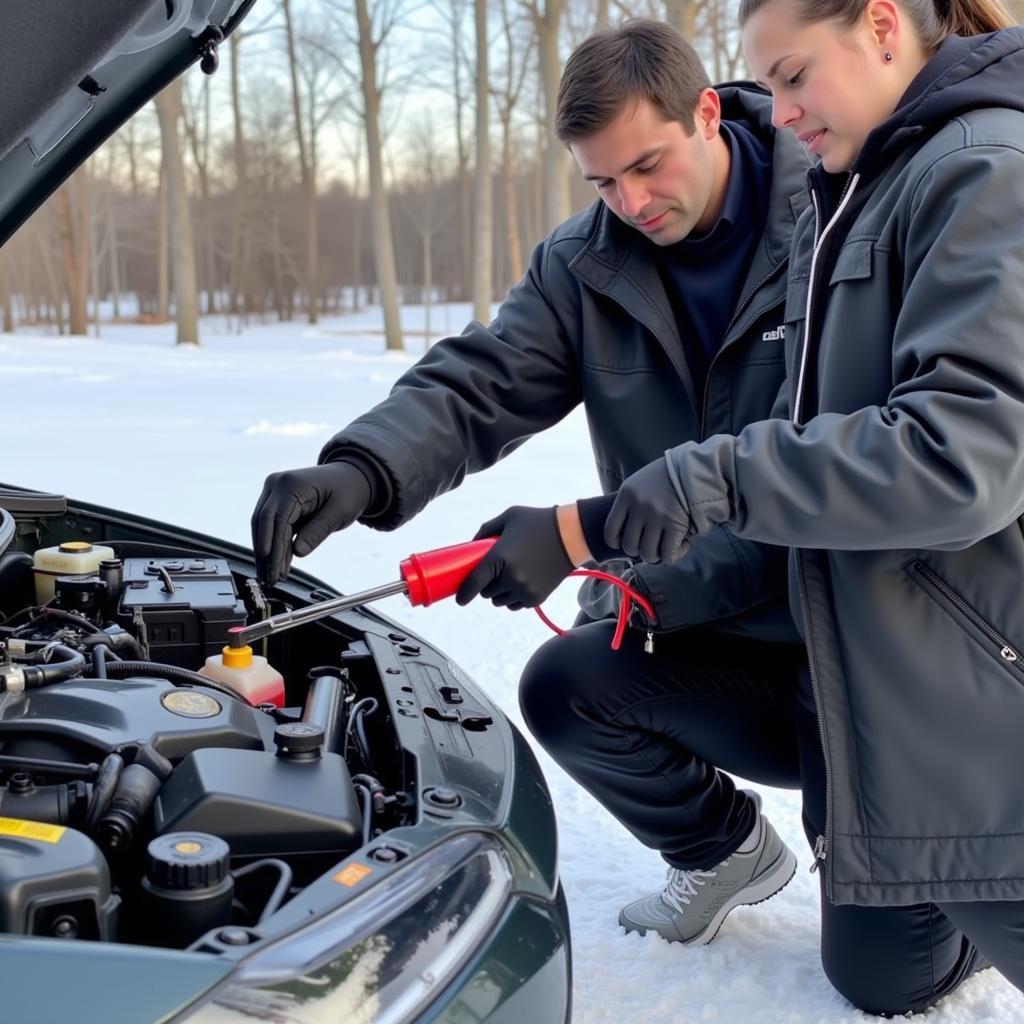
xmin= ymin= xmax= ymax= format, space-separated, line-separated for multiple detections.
xmin=104 ymin=659 xmax=253 ymax=706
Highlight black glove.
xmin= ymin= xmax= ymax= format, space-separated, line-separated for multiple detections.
xmin=455 ymin=506 xmax=574 ymax=610
xmin=604 ymin=458 xmax=692 ymax=564
xmin=251 ymin=461 xmax=373 ymax=586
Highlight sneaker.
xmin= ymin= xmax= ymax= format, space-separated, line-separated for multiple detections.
xmin=618 ymin=790 xmax=797 ymax=945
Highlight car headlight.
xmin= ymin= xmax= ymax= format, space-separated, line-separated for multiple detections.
xmin=176 ymin=833 xmax=513 ymax=1024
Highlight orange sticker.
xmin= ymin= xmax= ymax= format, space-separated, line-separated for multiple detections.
xmin=333 ymin=863 xmax=373 ymax=887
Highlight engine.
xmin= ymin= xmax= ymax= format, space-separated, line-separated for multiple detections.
xmin=0 ymin=544 xmax=384 ymax=950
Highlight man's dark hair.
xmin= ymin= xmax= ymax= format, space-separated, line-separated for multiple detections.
xmin=555 ymin=19 xmax=712 ymax=144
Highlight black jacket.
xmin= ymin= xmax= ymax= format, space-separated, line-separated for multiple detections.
xmin=660 ymin=31 xmax=1024 ymax=904
xmin=321 ymin=87 xmax=811 ymax=639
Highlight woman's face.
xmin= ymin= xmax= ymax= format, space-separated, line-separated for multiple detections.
xmin=743 ymin=0 xmax=907 ymax=172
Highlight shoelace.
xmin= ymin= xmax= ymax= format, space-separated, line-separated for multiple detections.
xmin=661 ymin=864 xmax=723 ymax=913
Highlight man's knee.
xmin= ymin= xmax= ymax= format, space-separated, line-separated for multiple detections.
xmin=518 ymin=630 xmax=599 ymax=748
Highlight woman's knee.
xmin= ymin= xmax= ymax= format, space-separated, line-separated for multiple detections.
xmin=821 ymin=943 xmax=939 ymax=1017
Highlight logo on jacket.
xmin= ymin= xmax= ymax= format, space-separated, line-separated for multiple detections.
xmin=762 ymin=325 xmax=786 ymax=342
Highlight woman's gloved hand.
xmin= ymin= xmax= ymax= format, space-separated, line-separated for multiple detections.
xmin=456 ymin=506 xmax=574 ymax=610
xmin=604 ymin=457 xmax=693 ymax=564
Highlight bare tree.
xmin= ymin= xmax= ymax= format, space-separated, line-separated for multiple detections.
xmin=228 ymin=30 xmax=255 ymax=324
xmin=521 ymin=0 xmax=569 ymax=231
xmin=182 ymin=76 xmax=219 ymax=314
xmin=492 ymin=0 xmax=533 ymax=289
xmin=440 ymin=0 xmax=472 ymax=299
xmin=55 ymin=169 xmax=91 ymax=335
xmin=155 ymin=79 xmax=199 ymax=344
xmin=330 ymin=0 xmax=406 ymax=350
xmin=664 ymin=0 xmax=705 ymax=41
xmin=0 ymin=248 xmax=13 ymax=332
xmin=471 ymin=0 xmax=492 ymax=322
xmin=283 ymin=0 xmax=328 ymax=324
xmin=338 ymin=126 xmax=365 ymax=311
xmin=400 ymin=117 xmax=449 ymax=340
xmin=157 ymin=160 xmax=170 ymax=321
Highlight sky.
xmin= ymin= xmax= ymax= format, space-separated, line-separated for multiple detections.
xmin=2 ymin=306 xmax=1021 ymax=1023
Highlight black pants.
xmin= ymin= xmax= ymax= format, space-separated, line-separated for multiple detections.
xmin=519 ymin=620 xmax=1024 ymax=1015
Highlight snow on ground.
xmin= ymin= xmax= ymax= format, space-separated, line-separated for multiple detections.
xmin=2 ymin=306 xmax=1021 ymax=1024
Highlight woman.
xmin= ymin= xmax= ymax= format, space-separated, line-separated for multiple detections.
xmin=600 ymin=0 xmax=1024 ymax=1009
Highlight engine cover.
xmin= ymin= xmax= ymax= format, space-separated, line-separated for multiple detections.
xmin=0 ymin=676 xmax=271 ymax=763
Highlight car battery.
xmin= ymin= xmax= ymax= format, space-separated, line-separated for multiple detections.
xmin=115 ymin=557 xmax=247 ymax=669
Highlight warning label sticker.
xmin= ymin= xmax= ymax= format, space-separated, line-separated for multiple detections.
xmin=333 ymin=863 xmax=373 ymax=888
xmin=0 ymin=817 xmax=66 ymax=844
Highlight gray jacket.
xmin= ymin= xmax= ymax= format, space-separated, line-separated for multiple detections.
xmin=322 ymin=87 xmax=810 ymax=639
xmin=661 ymin=31 xmax=1024 ymax=905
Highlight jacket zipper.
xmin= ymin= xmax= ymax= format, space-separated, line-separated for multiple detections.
xmin=795 ymin=554 xmax=833 ymax=894
xmin=792 ymin=173 xmax=859 ymax=427
xmin=791 ymin=177 xmax=861 ymax=892
xmin=910 ymin=560 xmax=1022 ymax=670
xmin=700 ymin=259 xmax=789 ymax=440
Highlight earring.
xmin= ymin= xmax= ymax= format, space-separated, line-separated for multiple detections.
xmin=884 ymin=51 xmax=894 ymax=62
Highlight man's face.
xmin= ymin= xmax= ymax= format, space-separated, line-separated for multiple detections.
xmin=569 ymin=93 xmax=720 ymax=245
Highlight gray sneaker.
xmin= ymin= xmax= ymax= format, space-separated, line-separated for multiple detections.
xmin=618 ymin=791 xmax=797 ymax=945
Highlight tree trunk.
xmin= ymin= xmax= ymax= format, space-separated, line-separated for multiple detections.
xmin=472 ymin=0 xmax=492 ymax=323
xmin=501 ymin=113 xmax=524 ymax=287
xmin=228 ymin=32 xmax=252 ymax=324
xmin=422 ymin=229 xmax=433 ymax=343
xmin=155 ymin=80 xmax=199 ymax=345
xmin=90 ymin=175 xmax=101 ymax=334
xmin=664 ymin=0 xmax=700 ymax=40
xmin=106 ymin=181 xmax=122 ymax=320
xmin=534 ymin=0 xmax=570 ymax=231
xmin=449 ymin=0 xmax=471 ymax=301
xmin=157 ymin=160 xmax=169 ymax=321
xmin=38 ymin=220 xmax=65 ymax=335
xmin=355 ymin=0 xmax=403 ymax=350
xmin=282 ymin=0 xmax=319 ymax=325
xmin=55 ymin=174 xmax=89 ymax=336
xmin=350 ymin=168 xmax=362 ymax=313
xmin=0 ymin=249 xmax=13 ymax=332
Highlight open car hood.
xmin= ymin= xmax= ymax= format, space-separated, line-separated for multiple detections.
xmin=0 ymin=0 xmax=253 ymax=247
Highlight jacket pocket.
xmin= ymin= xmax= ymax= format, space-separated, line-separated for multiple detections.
xmin=906 ymin=559 xmax=1024 ymax=681
xmin=828 ymin=237 xmax=874 ymax=285
xmin=783 ymin=278 xmax=809 ymax=325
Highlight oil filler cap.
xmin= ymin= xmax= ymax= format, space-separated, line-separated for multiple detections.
xmin=147 ymin=832 xmax=230 ymax=890
xmin=274 ymin=722 xmax=324 ymax=761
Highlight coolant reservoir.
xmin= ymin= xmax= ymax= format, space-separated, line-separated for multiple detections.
xmin=33 ymin=541 xmax=116 ymax=604
xmin=198 ymin=645 xmax=285 ymax=707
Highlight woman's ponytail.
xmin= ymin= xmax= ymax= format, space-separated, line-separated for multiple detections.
xmin=939 ymin=0 xmax=1016 ymax=36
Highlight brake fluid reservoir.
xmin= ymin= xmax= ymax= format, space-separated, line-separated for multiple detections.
xmin=33 ymin=541 xmax=116 ymax=604
xmin=198 ymin=645 xmax=285 ymax=707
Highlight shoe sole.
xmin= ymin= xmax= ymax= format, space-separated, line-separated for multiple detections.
xmin=623 ymin=844 xmax=798 ymax=946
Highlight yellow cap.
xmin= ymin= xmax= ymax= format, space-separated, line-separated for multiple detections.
xmin=221 ymin=645 xmax=254 ymax=668
xmin=59 ymin=541 xmax=93 ymax=553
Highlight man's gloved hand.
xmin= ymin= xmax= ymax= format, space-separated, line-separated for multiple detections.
xmin=251 ymin=462 xmax=373 ymax=586
xmin=456 ymin=506 xmax=574 ymax=610
xmin=604 ymin=457 xmax=692 ymax=564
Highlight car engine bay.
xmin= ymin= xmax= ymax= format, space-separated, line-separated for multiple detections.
xmin=0 ymin=517 xmax=430 ymax=952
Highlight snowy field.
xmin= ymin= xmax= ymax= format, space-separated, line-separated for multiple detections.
xmin=2 ymin=305 xmax=1021 ymax=1024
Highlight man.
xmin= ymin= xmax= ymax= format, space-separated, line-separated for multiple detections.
xmin=252 ymin=19 xmax=810 ymax=945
